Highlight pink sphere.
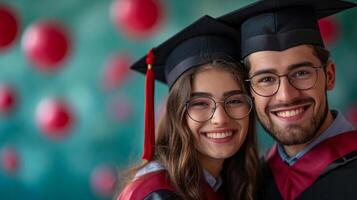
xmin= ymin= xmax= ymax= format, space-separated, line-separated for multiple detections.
xmin=102 ymin=54 xmax=131 ymax=90
xmin=91 ymin=165 xmax=117 ymax=197
xmin=107 ymin=96 xmax=133 ymax=121
xmin=318 ymin=17 xmax=339 ymax=46
xmin=0 ymin=84 xmax=16 ymax=114
xmin=36 ymin=98 xmax=74 ymax=139
xmin=347 ymin=105 xmax=357 ymax=126
xmin=111 ymin=0 xmax=163 ymax=38
xmin=1 ymin=146 xmax=19 ymax=174
xmin=156 ymin=97 xmax=167 ymax=122
xmin=22 ymin=21 xmax=71 ymax=71
xmin=0 ymin=5 xmax=19 ymax=51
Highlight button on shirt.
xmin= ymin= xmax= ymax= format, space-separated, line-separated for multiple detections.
xmin=135 ymin=161 xmax=223 ymax=192
xmin=277 ymin=110 xmax=356 ymax=166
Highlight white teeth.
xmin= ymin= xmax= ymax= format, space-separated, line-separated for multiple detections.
xmin=206 ymin=131 xmax=233 ymax=139
xmin=276 ymin=107 xmax=304 ymax=118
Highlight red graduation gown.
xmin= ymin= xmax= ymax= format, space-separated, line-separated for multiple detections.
xmin=118 ymin=170 xmax=225 ymax=200
xmin=263 ymin=130 xmax=357 ymax=200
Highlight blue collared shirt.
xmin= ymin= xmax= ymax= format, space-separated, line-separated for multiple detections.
xmin=135 ymin=161 xmax=223 ymax=192
xmin=277 ymin=110 xmax=355 ymax=166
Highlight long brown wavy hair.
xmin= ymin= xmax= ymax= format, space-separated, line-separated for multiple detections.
xmin=118 ymin=59 xmax=260 ymax=200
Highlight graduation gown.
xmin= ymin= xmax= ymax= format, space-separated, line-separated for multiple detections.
xmin=261 ymin=130 xmax=357 ymax=200
xmin=117 ymin=170 xmax=225 ymax=200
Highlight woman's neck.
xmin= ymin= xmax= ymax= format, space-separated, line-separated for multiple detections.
xmin=199 ymin=157 xmax=224 ymax=178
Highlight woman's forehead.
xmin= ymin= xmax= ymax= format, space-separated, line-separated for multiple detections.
xmin=191 ymin=68 xmax=242 ymax=98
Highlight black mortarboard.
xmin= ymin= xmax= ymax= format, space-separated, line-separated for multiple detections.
xmin=130 ymin=15 xmax=241 ymax=161
xmin=218 ymin=0 xmax=356 ymax=59
xmin=131 ymin=15 xmax=241 ymax=89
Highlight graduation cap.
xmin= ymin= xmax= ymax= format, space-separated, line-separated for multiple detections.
xmin=130 ymin=15 xmax=241 ymax=160
xmin=218 ymin=0 xmax=356 ymax=59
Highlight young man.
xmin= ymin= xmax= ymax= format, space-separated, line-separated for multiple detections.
xmin=219 ymin=0 xmax=357 ymax=199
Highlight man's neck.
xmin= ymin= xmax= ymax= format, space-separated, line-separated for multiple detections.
xmin=283 ymin=111 xmax=335 ymax=157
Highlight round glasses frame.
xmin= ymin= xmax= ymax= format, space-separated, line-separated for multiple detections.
xmin=245 ymin=65 xmax=325 ymax=97
xmin=185 ymin=94 xmax=253 ymax=123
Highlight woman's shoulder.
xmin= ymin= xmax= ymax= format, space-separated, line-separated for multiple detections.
xmin=117 ymin=170 xmax=178 ymax=200
xmin=143 ymin=189 xmax=182 ymax=200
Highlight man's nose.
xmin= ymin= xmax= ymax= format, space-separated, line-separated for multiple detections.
xmin=274 ymin=77 xmax=300 ymax=102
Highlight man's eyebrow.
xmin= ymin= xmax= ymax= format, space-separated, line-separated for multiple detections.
xmin=287 ymin=61 xmax=315 ymax=71
xmin=250 ymin=68 xmax=277 ymax=77
xmin=250 ymin=61 xmax=315 ymax=77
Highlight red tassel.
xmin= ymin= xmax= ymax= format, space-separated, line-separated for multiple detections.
xmin=142 ymin=49 xmax=155 ymax=161
xmin=146 ymin=49 xmax=155 ymax=65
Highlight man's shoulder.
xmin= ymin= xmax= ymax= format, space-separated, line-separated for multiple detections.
xmin=321 ymin=147 xmax=357 ymax=176
xmin=259 ymin=150 xmax=357 ymax=200
xmin=299 ymin=151 xmax=357 ymax=199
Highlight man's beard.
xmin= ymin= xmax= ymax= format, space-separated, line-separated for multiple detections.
xmin=257 ymin=97 xmax=328 ymax=146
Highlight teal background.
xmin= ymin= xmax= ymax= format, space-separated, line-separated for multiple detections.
xmin=0 ymin=0 xmax=356 ymax=199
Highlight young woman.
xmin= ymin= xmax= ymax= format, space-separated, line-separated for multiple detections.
xmin=117 ymin=16 xmax=260 ymax=200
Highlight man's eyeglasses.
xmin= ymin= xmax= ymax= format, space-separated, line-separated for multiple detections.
xmin=246 ymin=65 xmax=324 ymax=97
xmin=185 ymin=94 xmax=253 ymax=123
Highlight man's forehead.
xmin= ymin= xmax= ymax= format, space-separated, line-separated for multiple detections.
xmin=247 ymin=45 xmax=319 ymax=73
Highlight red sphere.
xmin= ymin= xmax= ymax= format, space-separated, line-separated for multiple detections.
xmin=318 ymin=17 xmax=340 ymax=46
xmin=111 ymin=0 xmax=163 ymax=38
xmin=22 ymin=21 xmax=71 ymax=71
xmin=91 ymin=165 xmax=117 ymax=197
xmin=1 ymin=146 xmax=19 ymax=174
xmin=102 ymin=54 xmax=131 ymax=90
xmin=36 ymin=98 xmax=74 ymax=139
xmin=0 ymin=84 xmax=16 ymax=114
xmin=0 ymin=5 xmax=19 ymax=51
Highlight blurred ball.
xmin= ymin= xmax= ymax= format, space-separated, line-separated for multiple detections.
xmin=156 ymin=97 xmax=166 ymax=122
xmin=102 ymin=53 xmax=131 ymax=91
xmin=347 ymin=105 xmax=357 ymax=126
xmin=36 ymin=98 xmax=74 ymax=139
xmin=111 ymin=0 xmax=163 ymax=38
xmin=318 ymin=17 xmax=340 ymax=46
xmin=0 ymin=5 xmax=19 ymax=51
xmin=107 ymin=96 xmax=133 ymax=121
xmin=1 ymin=146 xmax=19 ymax=174
xmin=91 ymin=164 xmax=117 ymax=197
xmin=0 ymin=84 xmax=16 ymax=114
xmin=22 ymin=21 xmax=71 ymax=71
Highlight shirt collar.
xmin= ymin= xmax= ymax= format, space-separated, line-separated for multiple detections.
xmin=134 ymin=161 xmax=165 ymax=178
xmin=203 ymin=169 xmax=222 ymax=192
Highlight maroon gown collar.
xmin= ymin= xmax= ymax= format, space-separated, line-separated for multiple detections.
xmin=266 ymin=130 xmax=357 ymax=200
xmin=117 ymin=170 xmax=175 ymax=200
xmin=118 ymin=170 xmax=224 ymax=200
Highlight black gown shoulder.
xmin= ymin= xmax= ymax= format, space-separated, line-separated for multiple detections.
xmin=144 ymin=189 xmax=182 ymax=200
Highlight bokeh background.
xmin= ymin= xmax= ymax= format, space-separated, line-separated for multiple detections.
xmin=0 ymin=0 xmax=356 ymax=199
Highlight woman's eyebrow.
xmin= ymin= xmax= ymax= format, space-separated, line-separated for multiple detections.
xmin=223 ymin=90 xmax=243 ymax=97
xmin=190 ymin=92 xmax=211 ymax=98
xmin=191 ymin=90 xmax=242 ymax=98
